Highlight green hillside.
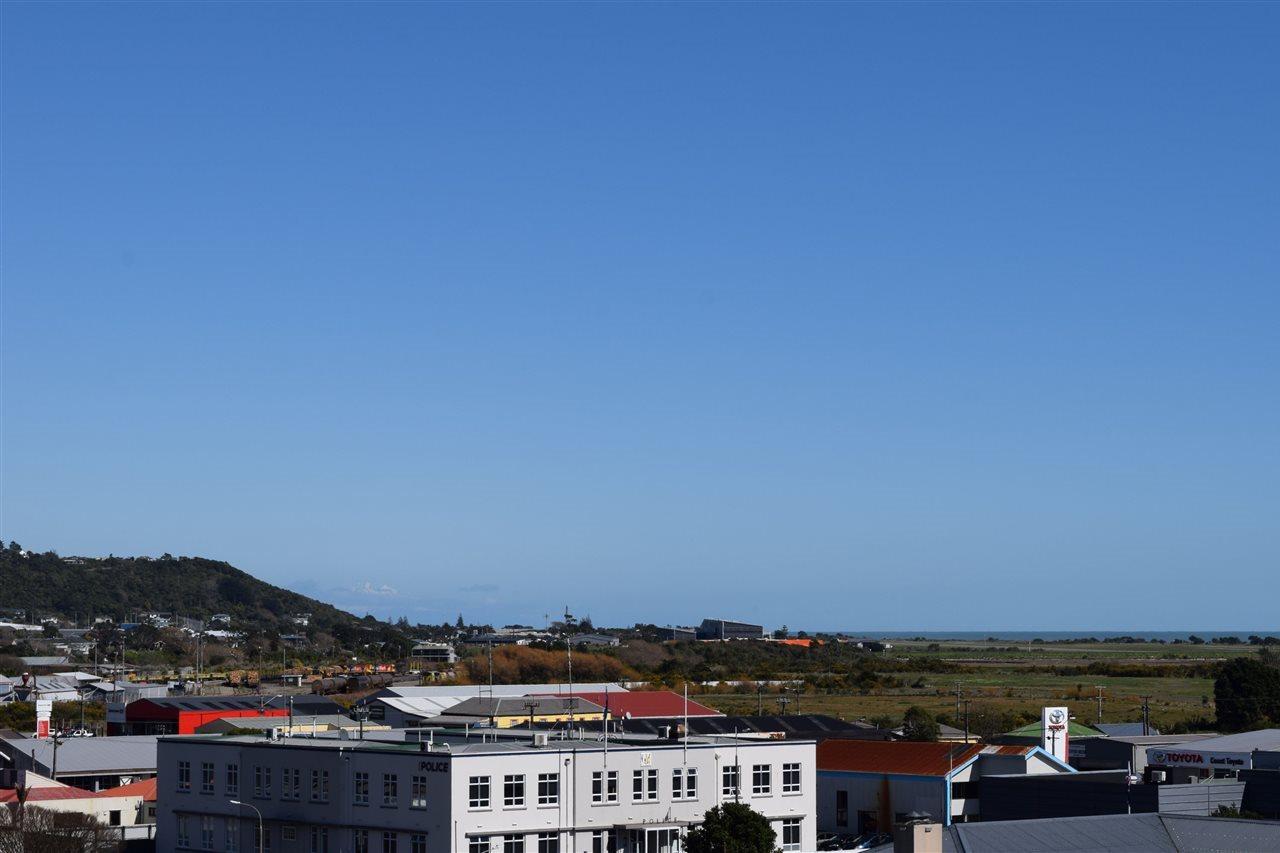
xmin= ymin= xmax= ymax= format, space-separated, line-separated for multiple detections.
xmin=0 ymin=546 xmax=362 ymax=634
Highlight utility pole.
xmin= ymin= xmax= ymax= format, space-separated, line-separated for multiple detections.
xmin=524 ymin=700 xmax=540 ymax=744
xmin=954 ymin=681 xmax=963 ymax=720
xmin=1095 ymin=685 xmax=1105 ymax=725
xmin=962 ymin=700 xmax=971 ymax=744
xmin=757 ymin=685 xmax=763 ymax=716
xmin=776 ymin=695 xmax=791 ymax=715
xmin=1140 ymin=696 xmax=1152 ymax=736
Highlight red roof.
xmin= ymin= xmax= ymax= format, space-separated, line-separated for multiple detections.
xmin=0 ymin=785 xmax=102 ymax=803
xmin=542 ymin=691 xmax=722 ymax=719
xmin=101 ymin=777 xmax=158 ymax=801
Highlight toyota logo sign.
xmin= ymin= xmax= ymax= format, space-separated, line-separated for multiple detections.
xmin=1048 ymin=709 xmax=1066 ymax=725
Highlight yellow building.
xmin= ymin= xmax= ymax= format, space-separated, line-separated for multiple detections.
xmin=441 ymin=695 xmax=607 ymax=728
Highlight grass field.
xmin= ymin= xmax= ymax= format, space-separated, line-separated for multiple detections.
xmin=689 ymin=638 xmax=1246 ymax=732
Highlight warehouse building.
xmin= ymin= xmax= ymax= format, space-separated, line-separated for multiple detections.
xmin=816 ymin=740 xmax=1074 ymax=835
xmin=0 ymin=734 xmax=159 ymax=790
xmin=155 ymin=727 xmax=816 ymax=852
xmin=1070 ymin=734 xmax=1218 ymax=777
xmin=359 ymin=682 xmax=628 ymax=728
xmin=1145 ymin=728 xmax=1280 ymax=782
xmin=108 ymin=694 xmax=343 ymax=736
xmin=696 ymin=619 xmax=765 ymax=641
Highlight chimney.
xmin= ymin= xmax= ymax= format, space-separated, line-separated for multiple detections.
xmin=893 ymin=814 xmax=943 ymax=853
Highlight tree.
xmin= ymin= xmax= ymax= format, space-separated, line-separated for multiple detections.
xmin=683 ymin=802 xmax=777 ymax=853
xmin=902 ymin=705 xmax=940 ymax=741
xmin=1214 ymin=656 xmax=1280 ymax=732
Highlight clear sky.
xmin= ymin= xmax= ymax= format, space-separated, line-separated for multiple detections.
xmin=2 ymin=2 xmax=1277 ymax=631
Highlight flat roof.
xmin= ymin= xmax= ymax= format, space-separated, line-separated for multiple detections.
xmin=160 ymin=728 xmax=809 ymax=758
xmin=0 ymin=735 xmax=159 ymax=774
xmin=1161 ymin=728 xmax=1280 ymax=753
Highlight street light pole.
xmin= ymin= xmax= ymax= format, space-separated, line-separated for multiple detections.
xmin=230 ymin=799 xmax=263 ymax=852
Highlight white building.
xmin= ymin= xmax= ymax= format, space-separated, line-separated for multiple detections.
xmin=361 ymin=683 xmax=629 ymax=729
xmin=155 ymin=728 xmax=816 ymax=852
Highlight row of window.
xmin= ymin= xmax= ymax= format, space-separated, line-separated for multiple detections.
xmin=175 ymin=819 xmax=427 ymax=853
xmin=177 ymin=819 xmax=802 ymax=853
xmin=352 ymin=772 xmax=430 ymax=808
xmin=176 ymin=761 xmax=427 ymax=808
xmin=465 ymin=762 xmax=800 ymax=810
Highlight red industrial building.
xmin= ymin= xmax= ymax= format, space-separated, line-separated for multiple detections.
xmin=107 ymin=695 xmax=341 ymax=735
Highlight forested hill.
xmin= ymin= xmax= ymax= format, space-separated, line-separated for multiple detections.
xmin=0 ymin=546 xmax=364 ymax=633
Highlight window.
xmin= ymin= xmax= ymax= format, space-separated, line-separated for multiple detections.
xmin=672 ymin=767 xmax=697 ymax=800
xmin=468 ymin=838 xmax=492 ymax=853
xmin=226 ymin=818 xmax=239 ymax=853
xmin=411 ymin=775 xmax=428 ymax=808
xmin=354 ymin=771 xmax=370 ymax=804
xmin=591 ymin=831 xmax=617 ymax=853
xmin=283 ymin=767 xmax=301 ymax=801
xmin=254 ymin=765 xmax=272 ymax=799
xmin=383 ymin=773 xmax=398 ymax=806
xmin=537 ymin=772 xmax=559 ymax=806
xmin=282 ymin=827 xmax=297 ymax=843
xmin=469 ymin=775 xmax=491 ymax=809
xmin=536 ymin=832 xmax=558 ymax=853
xmin=951 ymin=781 xmax=979 ymax=799
xmin=177 ymin=760 xmax=191 ymax=792
xmin=382 ymin=831 xmax=398 ymax=853
xmin=201 ymin=815 xmax=215 ymax=850
xmin=311 ymin=769 xmax=330 ymax=803
xmin=722 ymin=764 xmax=740 ymax=799
xmin=310 ymin=827 xmax=329 ymax=853
xmin=782 ymin=762 xmax=801 ymax=794
xmin=835 ymin=790 xmax=848 ymax=827
xmin=502 ymin=836 xmax=524 ymax=853
xmin=752 ymin=764 xmax=771 ymax=795
xmin=591 ymin=770 xmax=618 ymax=804
xmin=503 ymin=774 xmax=525 ymax=807
xmin=256 ymin=828 xmax=271 ymax=853
xmin=226 ymin=763 xmax=239 ymax=796
xmin=411 ymin=835 xmax=427 ymax=853
xmin=631 ymin=768 xmax=658 ymax=801
xmin=780 ymin=818 xmax=801 ymax=851
xmin=354 ymin=830 xmax=369 ymax=853
xmin=201 ymin=762 xmax=215 ymax=794
xmin=177 ymin=815 xmax=190 ymax=848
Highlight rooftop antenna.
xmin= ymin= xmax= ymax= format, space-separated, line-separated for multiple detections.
xmin=567 ymin=639 xmax=575 ymax=726
xmin=682 ymin=682 xmax=689 ymax=765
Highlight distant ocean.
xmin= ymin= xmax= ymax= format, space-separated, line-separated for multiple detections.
xmin=826 ymin=630 xmax=1278 ymax=641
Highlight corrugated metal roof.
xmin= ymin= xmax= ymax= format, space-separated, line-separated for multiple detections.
xmin=446 ymin=696 xmax=606 ymax=717
xmin=1096 ymin=723 xmax=1162 ymax=737
xmin=1165 ymin=728 xmax=1280 ymax=753
xmin=0 ymin=735 xmax=158 ymax=775
xmin=818 ymin=740 xmax=987 ymax=776
xmin=871 ymin=813 xmax=1280 ymax=852
xmin=538 ymin=691 xmax=721 ymax=719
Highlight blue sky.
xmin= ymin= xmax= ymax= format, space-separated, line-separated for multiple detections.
xmin=2 ymin=2 xmax=1277 ymax=631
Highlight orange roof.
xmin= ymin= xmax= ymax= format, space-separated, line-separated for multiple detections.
xmin=776 ymin=638 xmax=817 ymax=648
xmin=101 ymin=777 xmax=157 ymax=801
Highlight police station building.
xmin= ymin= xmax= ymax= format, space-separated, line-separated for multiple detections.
xmin=154 ymin=728 xmax=816 ymax=853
